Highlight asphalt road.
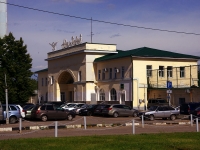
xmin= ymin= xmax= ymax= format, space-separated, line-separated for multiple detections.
xmin=0 ymin=115 xmax=199 ymax=140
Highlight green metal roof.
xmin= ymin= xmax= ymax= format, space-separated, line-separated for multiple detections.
xmin=94 ymin=47 xmax=200 ymax=62
xmin=34 ymin=68 xmax=48 ymax=73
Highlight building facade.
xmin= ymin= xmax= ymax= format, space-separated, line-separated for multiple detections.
xmin=35 ymin=41 xmax=200 ymax=109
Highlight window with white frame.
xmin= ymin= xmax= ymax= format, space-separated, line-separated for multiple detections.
xmin=159 ymin=66 xmax=164 ymax=77
xmin=109 ymin=68 xmax=112 ymax=79
xmin=98 ymin=70 xmax=101 ymax=80
xmin=110 ymin=88 xmax=117 ymax=101
xmin=78 ymin=71 xmax=81 ymax=81
xmin=167 ymin=66 xmax=173 ymax=78
xmin=180 ymin=67 xmax=185 ymax=78
xmin=99 ymin=89 xmax=105 ymax=101
xmin=146 ymin=65 xmax=152 ymax=77
xmin=42 ymin=78 xmax=44 ymax=86
xmin=121 ymin=66 xmax=125 ymax=78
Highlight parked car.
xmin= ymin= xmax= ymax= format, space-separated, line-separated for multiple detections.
xmin=138 ymin=105 xmax=180 ymax=121
xmin=191 ymin=107 xmax=200 ymax=119
xmin=180 ymin=102 xmax=200 ymax=115
xmin=24 ymin=105 xmax=35 ymax=119
xmin=23 ymin=103 xmax=35 ymax=110
xmin=31 ymin=104 xmax=76 ymax=121
xmin=75 ymin=104 xmax=88 ymax=114
xmin=46 ymin=101 xmax=65 ymax=108
xmin=64 ymin=103 xmax=85 ymax=111
xmin=147 ymin=98 xmax=169 ymax=109
xmin=93 ymin=104 xmax=109 ymax=116
xmin=101 ymin=104 xmax=139 ymax=118
xmin=16 ymin=104 xmax=25 ymax=118
xmin=1 ymin=104 xmax=22 ymax=123
xmin=79 ymin=104 xmax=98 ymax=116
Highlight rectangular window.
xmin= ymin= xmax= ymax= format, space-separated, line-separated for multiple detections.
xmin=159 ymin=66 xmax=164 ymax=77
xmin=42 ymin=78 xmax=44 ymax=86
xmin=146 ymin=65 xmax=152 ymax=77
xmin=121 ymin=66 xmax=125 ymax=78
xmin=180 ymin=67 xmax=185 ymax=78
xmin=167 ymin=66 xmax=173 ymax=78
xmin=102 ymin=69 xmax=105 ymax=80
xmin=78 ymin=71 xmax=81 ymax=81
xmin=60 ymin=92 xmax=65 ymax=101
xmin=98 ymin=70 xmax=101 ymax=80
xmin=114 ymin=68 xmax=117 ymax=79
xmin=109 ymin=68 xmax=112 ymax=79
xmin=45 ymin=77 xmax=48 ymax=86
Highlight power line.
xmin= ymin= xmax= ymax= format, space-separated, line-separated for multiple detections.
xmin=1 ymin=1 xmax=200 ymax=36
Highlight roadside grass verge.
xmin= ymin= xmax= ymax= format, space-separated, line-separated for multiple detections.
xmin=0 ymin=132 xmax=199 ymax=150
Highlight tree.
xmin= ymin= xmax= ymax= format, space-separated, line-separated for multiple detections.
xmin=0 ymin=33 xmax=35 ymax=104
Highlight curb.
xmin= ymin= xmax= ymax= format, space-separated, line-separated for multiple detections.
xmin=0 ymin=121 xmax=192 ymax=132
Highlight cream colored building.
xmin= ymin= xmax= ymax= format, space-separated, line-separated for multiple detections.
xmin=35 ymin=42 xmax=200 ymax=109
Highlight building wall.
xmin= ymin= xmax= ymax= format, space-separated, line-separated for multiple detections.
xmin=37 ymin=71 xmax=48 ymax=103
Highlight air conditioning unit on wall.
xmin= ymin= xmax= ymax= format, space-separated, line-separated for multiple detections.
xmin=185 ymin=89 xmax=190 ymax=93
xmin=116 ymin=69 xmax=120 ymax=73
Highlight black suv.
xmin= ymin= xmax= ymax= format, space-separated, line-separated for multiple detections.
xmin=180 ymin=102 xmax=200 ymax=115
xmin=31 ymin=104 xmax=75 ymax=121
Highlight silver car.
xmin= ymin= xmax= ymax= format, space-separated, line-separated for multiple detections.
xmin=138 ymin=105 xmax=180 ymax=121
xmin=101 ymin=104 xmax=139 ymax=118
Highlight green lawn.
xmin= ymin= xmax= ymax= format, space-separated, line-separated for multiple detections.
xmin=0 ymin=132 xmax=199 ymax=150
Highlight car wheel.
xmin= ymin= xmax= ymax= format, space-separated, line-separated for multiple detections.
xmin=87 ymin=111 xmax=92 ymax=116
xmin=149 ymin=115 xmax=154 ymax=121
xmin=113 ymin=112 xmax=119 ymax=118
xmin=133 ymin=112 xmax=138 ymax=117
xmin=67 ymin=114 xmax=73 ymax=121
xmin=9 ymin=116 xmax=17 ymax=124
xmin=41 ymin=115 xmax=48 ymax=121
xmin=170 ymin=115 xmax=176 ymax=120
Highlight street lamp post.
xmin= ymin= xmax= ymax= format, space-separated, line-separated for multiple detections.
xmin=0 ymin=60 xmax=9 ymax=124
xmin=5 ymin=74 xmax=9 ymax=124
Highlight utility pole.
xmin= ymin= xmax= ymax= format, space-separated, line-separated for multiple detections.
xmin=5 ymin=73 xmax=9 ymax=124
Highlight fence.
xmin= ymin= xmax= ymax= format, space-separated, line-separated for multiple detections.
xmin=147 ymin=65 xmax=200 ymax=88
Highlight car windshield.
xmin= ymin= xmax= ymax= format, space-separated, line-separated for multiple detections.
xmin=67 ymin=104 xmax=76 ymax=107
xmin=80 ymin=104 xmax=87 ymax=108
xmin=158 ymin=100 xmax=167 ymax=103
xmin=148 ymin=106 xmax=158 ymax=111
xmin=56 ymin=107 xmax=64 ymax=111
xmin=195 ymin=107 xmax=200 ymax=111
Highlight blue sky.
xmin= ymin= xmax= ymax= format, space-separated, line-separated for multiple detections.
xmin=4 ymin=0 xmax=200 ymax=71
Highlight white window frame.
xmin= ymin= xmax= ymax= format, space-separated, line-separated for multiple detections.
xmin=110 ymin=88 xmax=117 ymax=101
xmin=167 ymin=66 xmax=173 ymax=78
xmin=146 ymin=65 xmax=152 ymax=77
xmin=180 ymin=67 xmax=185 ymax=78
xmin=99 ymin=89 xmax=105 ymax=101
xmin=159 ymin=66 xmax=164 ymax=77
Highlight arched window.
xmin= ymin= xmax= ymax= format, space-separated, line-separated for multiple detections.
xmin=99 ymin=89 xmax=105 ymax=101
xmin=110 ymin=88 xmax=117 ymax=101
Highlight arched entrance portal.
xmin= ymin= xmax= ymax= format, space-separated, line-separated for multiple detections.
xmin=58 ymin=71 xmax=75 ymax=102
